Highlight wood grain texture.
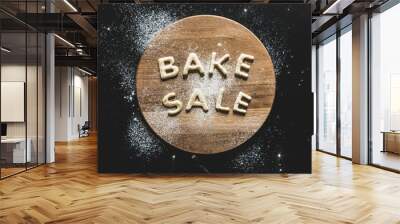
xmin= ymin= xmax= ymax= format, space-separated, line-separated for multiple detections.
xmin=136 ymin=15 xmax=275 ymax=154
xmin=1 ymin=135 xmax=400 ymax=223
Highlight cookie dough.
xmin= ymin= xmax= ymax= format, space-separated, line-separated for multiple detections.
xmin=208 ymin=52 xmax=230 ymax=78
xmin=158 ymin=56 xmax=179 ymax=80
xmin=162 ymin=92 xmax=183 ymax=116
xmin=185 ymin=88 xmax=209 ymax=112
xmin=233 ymin=91 xmax=252 ymax=114
xmin=216 ymin=87 xmax=230 ymax=113
xmin=183 ymin=53 xmax=205 ymax=78
xmin=235 ymin=53 xmax=255 ymax=79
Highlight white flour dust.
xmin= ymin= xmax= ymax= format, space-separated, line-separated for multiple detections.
xmin=127 ymin=116 xmax=163 ymax=161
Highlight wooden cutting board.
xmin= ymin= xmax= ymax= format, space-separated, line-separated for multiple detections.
xmin=136 ymin=15 xmax=275 ymax=154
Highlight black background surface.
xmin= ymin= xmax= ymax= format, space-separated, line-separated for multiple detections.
xmin=98 ymin=3 xmax=312 ymax=173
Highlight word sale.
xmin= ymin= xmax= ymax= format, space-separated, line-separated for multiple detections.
xmin=158 ymin=52 xmax=255 ymax=116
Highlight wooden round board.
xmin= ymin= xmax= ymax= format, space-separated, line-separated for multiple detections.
xmin=136 ymin=15 xmax=275 ymax=154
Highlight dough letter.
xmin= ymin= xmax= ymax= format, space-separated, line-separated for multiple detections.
xmin=186 ymin=88 xmax=209 ymax=112
xmin=162 ymin=92 xmax=183 ymax=116
xmin=158 ymin=56 xmax=179 ymax=81
xmin=216 ymin=87 xmax=230 ymax=113
xmin=233 ymin=91 xmax=252 ymax=114
xmin=183 ymin=53 xmax=205 ymax=78
xmin=235 ymin=53 xmax=255 ymax=79
xmin=208 ymin=52 xmax=230 ymax=78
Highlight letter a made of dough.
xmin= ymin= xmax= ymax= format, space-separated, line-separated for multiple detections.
xmin=183 ymin=53 xmax=205 ymax=78
xmin=186 ymin=88 xmax=209 ymax=112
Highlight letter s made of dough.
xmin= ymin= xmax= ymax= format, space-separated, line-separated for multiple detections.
xmin=162 ymin=92 xmax=183 ymax=116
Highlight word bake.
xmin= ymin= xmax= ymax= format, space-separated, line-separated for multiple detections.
xmin=159 ymin=52 xmax=255 ymax=116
